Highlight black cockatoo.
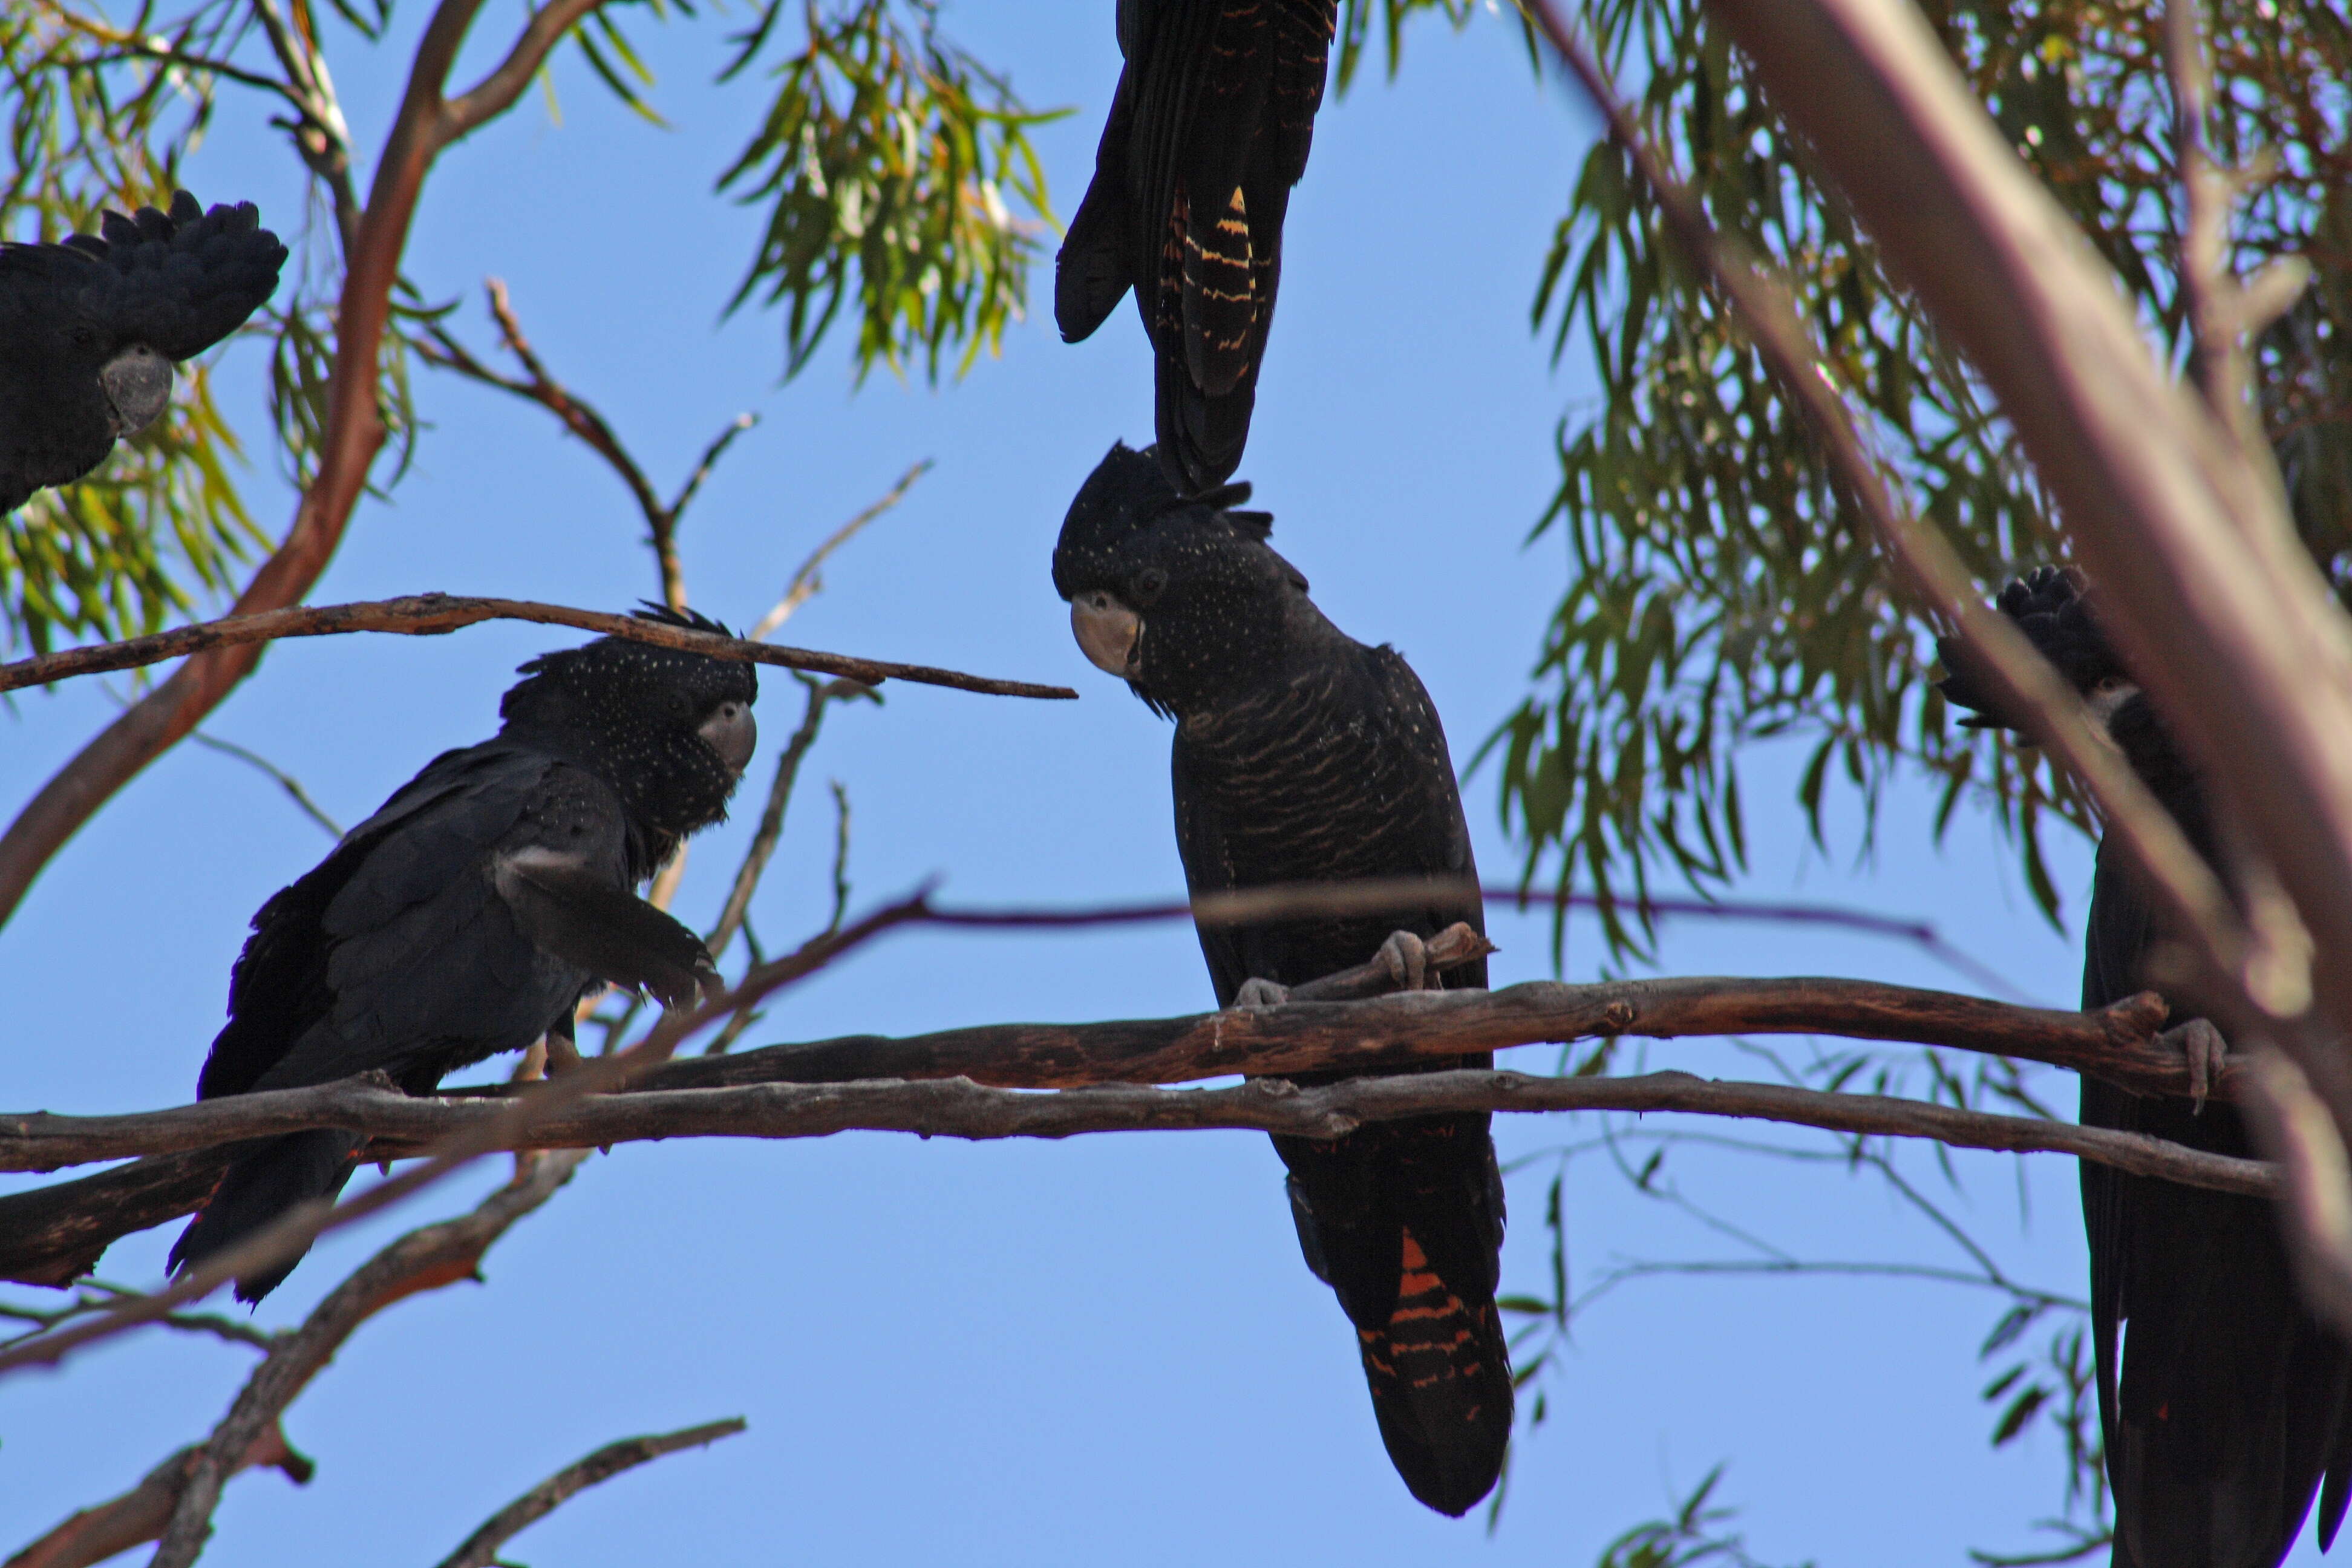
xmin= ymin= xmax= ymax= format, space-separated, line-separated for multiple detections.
xmin=1056 ymin=2 xmax=1339 ymax=497
xmin=1053 ymin=442 xmax=1512 ymax=1515
xmin=170 ymin=607 xmax=757 ymax=1302
xmin=1939 ymin=567 xmax=2352 ymax=1568
xmin=0 ymin=190 xmax=287 ymax=514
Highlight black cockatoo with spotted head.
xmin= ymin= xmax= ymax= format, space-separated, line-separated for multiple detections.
xmin=170 ymin=606 xmax=757 ymax=1302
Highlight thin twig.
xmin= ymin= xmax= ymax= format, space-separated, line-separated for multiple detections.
xmin=417 ymin=280 xmax=760 ymax=613
xmin=431 ymin=1418 xmax=746 ymax=1568
xmin=0 ymin=593 xmax=1078 ymax=701
xmin=706 ymin=677 xmax=874 ymax=962
xmin=189 ymin=731 xmax=344 ymax=838
xmin=749 ymin=459 xmax=932 ymax=641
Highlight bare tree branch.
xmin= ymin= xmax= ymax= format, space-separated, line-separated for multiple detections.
xmin=144 ymin=1149 xmax=589 ymax=1568
xmin=0 ymin=1069 xmax=2279 ymax=1211
xmin=5 ymin=1422 xmax=312 ymax=1568
xmin=0 ymin=593 xmax=1079 ymax=701
xmin=0 ymin=0 xmax=626 ymax=933
xmin=430 ymin=1418 xmax=746 ymax=1568
xmin=0 ymin=972 xmax=2207 ymax=1174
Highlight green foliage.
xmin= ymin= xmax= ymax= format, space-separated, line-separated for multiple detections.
xmin=0 ymin=0 xmax=265 ymax=652
xmin=1490 ymin=0 xmax=2352 ymax=940
xmin=0 ymin=0 xmax=1059 ymax=659
xmin=717 ymin=0 xmax=1060 ymax=383
xmin=1592 ymin=1467 xmax=1811 ymax=1568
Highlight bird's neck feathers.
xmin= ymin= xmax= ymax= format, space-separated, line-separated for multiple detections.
xmin=1135 ymin=564 xmax=1344 ymax=720
xmin=497 ymin=678 xmax=736 ymax=877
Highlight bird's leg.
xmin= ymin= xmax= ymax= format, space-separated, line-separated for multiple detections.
xmin=544 ymin=1014 xmax=584 ymax=1077
xmin=1376 ymin=929 xmax=1432 ymax=992
xmin=2160 ymin=1017 xmax=2229 ymax=1112
xmin=1234 ymin=976 xmax=1292 ymax=1009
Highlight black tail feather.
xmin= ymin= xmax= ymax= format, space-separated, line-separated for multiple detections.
xmin=168 ymin=1129 xmax=361 ymax=1303
xmin=1278 ymin=1111 xmax=1512 ymax=1516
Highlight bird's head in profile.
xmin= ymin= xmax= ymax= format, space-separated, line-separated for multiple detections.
xmin=1051 ymin=440 xmax=1307 ymax=717
xmin=1936 ymin=565 xmax=2137 ymax=737
xmin=500 ymin=605 xmax=759 ymax=837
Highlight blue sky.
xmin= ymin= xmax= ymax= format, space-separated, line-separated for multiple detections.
xmin=3 ymin=5 xmax=2325 ymax=1564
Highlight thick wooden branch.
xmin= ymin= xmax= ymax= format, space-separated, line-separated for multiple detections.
xmin=0 ymin=594 xmax=1077 ymax=702
xmin=146 ymin=1151 xmax=588 ymax=1568
xmin=431 ymin=1418 xmax=746 ymax=1568
xmin=1702 ymin=0 xmax=2352 ymax=1085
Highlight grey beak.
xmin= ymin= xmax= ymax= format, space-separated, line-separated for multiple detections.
xmin=697 ymin=701 xmax=758 ymax=774
xmin=99 ymin=344 xmax=174 ymax=437
xmin=1070 ymin=591 xmax=1142 ymax=679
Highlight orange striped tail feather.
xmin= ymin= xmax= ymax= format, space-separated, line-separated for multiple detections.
xmin=1357 ymin=1227 xmax=1515 ymax=1517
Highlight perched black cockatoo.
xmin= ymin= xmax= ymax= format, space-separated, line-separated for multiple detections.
xmin=1053 ymin=442 xmax=1511 ymax=1515
xmin=0 ymin=191 xmax=287 ymax=514
xmin=170 ymin=607 xmax=757 ymax=1302
xmin=1056 ymin=2 xmax=1339 ymax=497
xmin=1939 ymin=567 xmax=2352 ymax=1568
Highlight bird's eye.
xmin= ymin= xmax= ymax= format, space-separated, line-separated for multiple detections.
xmin=1132 ymin=567 xmax=1169 ymax=604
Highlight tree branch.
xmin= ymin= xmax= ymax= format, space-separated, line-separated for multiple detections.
xmin=416 ymin=280 xmax=758 ymax=613
xmin=1690 ymin=0 xmax=2352 ymax=1090
xmin=0 ymin=893 xmax=924 ymax=1374
xmin=145 ymin=1151 xmax=589 ymax=1568
xmin=430 ymin=1418 xmax=746 ymax=1568
xmin=0 ymin=1070 xmax=2279 ymax=1210
xmin=0 ymin=593 xmax=1077 ymax=701
xmin=4 ymin=1422 xmax=312 ymax=1568
xmin=0 ymin=976 xmax=2204 ymax=1175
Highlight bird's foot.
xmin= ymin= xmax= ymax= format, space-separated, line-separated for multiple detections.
xmin=1376 ymin=929 xmax=1432 ymax=992
xmin=544 ymin=1028 xmax=584 ymax=1077
xmin=2161 ymin=1017 xmax=2229 ymax=1111
xmin=1234 ymin=976 xmax=1292 ymax=1010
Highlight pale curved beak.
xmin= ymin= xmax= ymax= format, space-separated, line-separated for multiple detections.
xmin=99 ymin=344 xmax=173 ymax=437
xmin=1070 ymin=590 xmax=1142 ymax=679
xmin=697 ymin=700 xmax=758 ymax=774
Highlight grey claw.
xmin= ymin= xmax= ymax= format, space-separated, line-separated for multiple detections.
xmin=2161 ymin=1018 xmax=2229 ymax=1112
xmin=1377 ymin=929 xmax=1431 ymax=991
xmin=1233 ymin=976 xmax=1291 ymax=1010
